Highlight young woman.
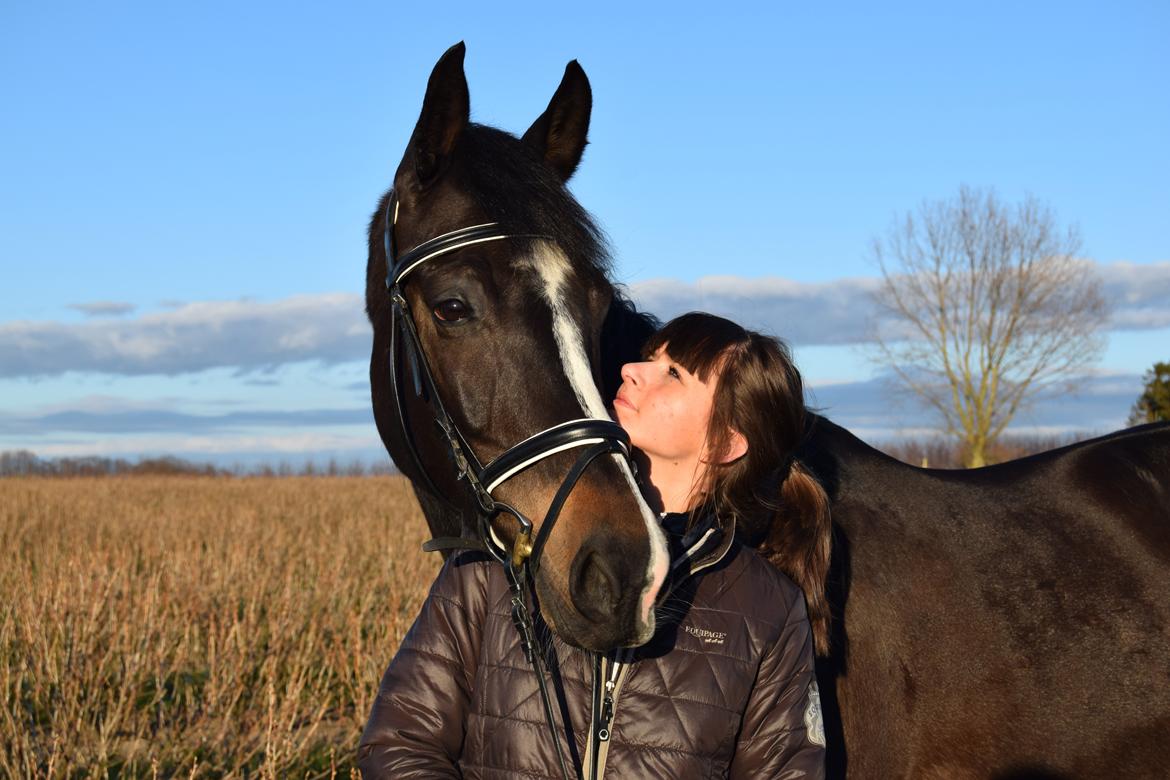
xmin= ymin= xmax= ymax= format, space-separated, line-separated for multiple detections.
xmin=360 ymin=312 xmax=831 ymax=779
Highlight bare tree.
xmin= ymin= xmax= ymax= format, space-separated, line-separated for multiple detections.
xmin=870 ymin=186 xmax=1109 ymax=467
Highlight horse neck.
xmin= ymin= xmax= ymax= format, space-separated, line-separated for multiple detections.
xmin=797 ymin=413 xmax=918 ymax=503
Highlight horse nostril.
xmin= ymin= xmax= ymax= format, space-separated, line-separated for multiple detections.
xmin=570 ymin=548 xmax=619 ymax=624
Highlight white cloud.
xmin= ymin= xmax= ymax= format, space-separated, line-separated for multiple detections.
xmin=0 ymin=294 xmax=369 ymax=378
xmin=0 ymin=406 xmax=372 ymax=436
xmin=21 ymin=430 xmax=383 ymax=458
xmin=67 ymin=301 xmax=137 ymax=317
xmin=1099 ymin=261 xmax=1170 ymax=330
xmin=629 ymin=260 xmax=1170 ymax=346
xmin=0 ymin=260 xmax=1165 ymax=379
xmin=809 ymin=370 xmax=1143 ymax=442
xmin=27 ymin=394 xmax=177 ymax=416
xmin=628 ymin=275 xmax=881 ymax=346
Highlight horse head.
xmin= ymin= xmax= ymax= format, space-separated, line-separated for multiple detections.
xmin=366 ymin=43 xmax=668 ymax=652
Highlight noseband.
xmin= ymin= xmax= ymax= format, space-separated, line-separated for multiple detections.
xmin=384 ymin=190 xmax=633 ymax=780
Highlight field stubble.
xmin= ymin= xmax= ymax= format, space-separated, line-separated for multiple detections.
xmin=1 ymin=476 xmax=438 ymax=778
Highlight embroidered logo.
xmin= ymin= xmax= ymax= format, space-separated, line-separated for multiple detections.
xmin=804 ymin=679 xmax=826 ymax=747
xmin=684 ymin=625 xmax=727 ymax=645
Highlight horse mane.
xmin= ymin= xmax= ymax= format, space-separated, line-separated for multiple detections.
xmin=598 ymin=287 xmax=659 ymax=400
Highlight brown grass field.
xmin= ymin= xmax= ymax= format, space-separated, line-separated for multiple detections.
xmin=0 ymin=434 xmax=1098 ymax=777
xmin=1 ymin=476 xmax=439 ymax=778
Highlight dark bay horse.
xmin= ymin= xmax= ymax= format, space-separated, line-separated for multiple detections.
xmin=364 ymin=43 xmax=668 ymax=653
xmin=366 ymin=45 xmax=1170 ymax=778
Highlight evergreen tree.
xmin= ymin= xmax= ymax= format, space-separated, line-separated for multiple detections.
xmin=1127 ymin=362 xmax=1170 ymax=425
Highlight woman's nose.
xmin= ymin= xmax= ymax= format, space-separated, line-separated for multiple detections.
xmin=620 ymin=361 xmax=642 ymax=385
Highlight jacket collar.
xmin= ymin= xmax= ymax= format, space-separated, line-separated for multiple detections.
xmin=657 ymin=509 xmax=735 ymax=604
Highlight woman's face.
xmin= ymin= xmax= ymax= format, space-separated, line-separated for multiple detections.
xmin=613 ymin=347 xmax=719 ymax=464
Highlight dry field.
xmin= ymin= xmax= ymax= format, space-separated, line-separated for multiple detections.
xmin=1 ymin=476 xmax=439 ymax=778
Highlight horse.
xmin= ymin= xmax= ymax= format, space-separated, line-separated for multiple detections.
xmin=363 ymin=42 xmax=670 ymax=654
xmin=366 ymin=45 xmax=1170 ymax=778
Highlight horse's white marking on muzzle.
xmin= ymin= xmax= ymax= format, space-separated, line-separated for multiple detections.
xmin=524 ymin=243 xmax=669 ymax=638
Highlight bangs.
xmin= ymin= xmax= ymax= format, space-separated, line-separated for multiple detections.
xmin=643 ymin=312 xmax=749 ymax=383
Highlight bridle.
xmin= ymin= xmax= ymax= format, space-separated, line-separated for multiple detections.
xmin=383 ymin=189 xmax=634 ymax=779
xmin=383 ymin=189 xmax=634 ymax=575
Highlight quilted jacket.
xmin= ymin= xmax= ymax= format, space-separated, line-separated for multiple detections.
xmin=359 ymin=514 xmax=825 ymax=779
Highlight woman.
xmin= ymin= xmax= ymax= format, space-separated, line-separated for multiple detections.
xmin=360 ymin=312 xmax=831 ymax=779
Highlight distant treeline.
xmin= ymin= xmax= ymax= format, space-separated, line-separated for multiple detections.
xmin=0 ymin=450 xmax=397 ymax=478
xmin=878 ymin=432 xmax=1094 ymax=469
xmin=2 ymin=433 xmax=1099 ymax=478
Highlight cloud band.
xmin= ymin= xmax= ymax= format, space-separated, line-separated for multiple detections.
xmin=1 ymin=261 xmax=1166 ymax=379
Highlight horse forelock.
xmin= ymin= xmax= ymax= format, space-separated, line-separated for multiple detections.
xmin=365 ymin=122 xmax=613 ymax=330
xmin=456 ymin=124 xmax=612 ymax=280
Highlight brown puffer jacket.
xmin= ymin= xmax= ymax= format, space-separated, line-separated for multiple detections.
xmin=359 ymin=516 xmax=825 ymax=779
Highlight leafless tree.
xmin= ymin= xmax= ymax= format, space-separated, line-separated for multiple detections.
xmin=869 ymin=186 xmax=1109 ymax=467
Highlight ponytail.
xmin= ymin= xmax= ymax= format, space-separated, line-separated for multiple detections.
xmin=758 ymin=460 xmax=832 ymax=656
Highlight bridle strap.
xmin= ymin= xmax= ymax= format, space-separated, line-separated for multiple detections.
xmin=503 ymin=562 xmax=582 ymax=780
xmin=527 ymin=439 xmax=626 ymax=575
xmin=387 ymin=292 xmax=451 ymax=504
xmin=384 ymin=190 xmax=632 ymax=550
xmin=383 ymin=189 xmax=637 ymax=780
xmin=481 ymin=419 xmax=629 ymax=494
xmin=393 ymin=224 xmax=512 ymax=284
xmin=391 ymin=288 xmax=490 ymax=506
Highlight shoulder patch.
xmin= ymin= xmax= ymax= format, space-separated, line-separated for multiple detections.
xmin=804 ymin=679 xmax=826 ymax=747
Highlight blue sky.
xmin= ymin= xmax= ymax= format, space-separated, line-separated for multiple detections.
xmin=1 ymin=1 xmax=1167 ymax=465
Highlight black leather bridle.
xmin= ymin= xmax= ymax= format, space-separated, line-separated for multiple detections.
xmin=383 ymin=190 xmax=635 ymax=779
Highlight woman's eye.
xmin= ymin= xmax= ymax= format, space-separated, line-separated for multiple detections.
xmin=668 ymin=365 xmax=681 ymax=380
xmin=432 ymin=299 xmax=470 ymax=323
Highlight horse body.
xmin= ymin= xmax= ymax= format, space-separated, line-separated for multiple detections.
xmin=806 ymin=418 xmax=1170 ymax=777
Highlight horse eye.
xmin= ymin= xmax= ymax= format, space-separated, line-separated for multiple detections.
xmin=432 ymin=298 xmax=471 ymax=323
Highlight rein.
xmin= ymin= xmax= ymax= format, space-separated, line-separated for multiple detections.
xmin=384 ymin=190 xmax=633 ymax=780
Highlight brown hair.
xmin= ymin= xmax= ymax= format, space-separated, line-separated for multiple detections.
xmin=644 ymin=312 xmax=833 ymax=655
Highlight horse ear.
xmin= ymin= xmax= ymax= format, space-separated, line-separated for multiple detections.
xmin=522 ymin=60 xmax=592 ymax=182
xmin=405 ymin=42 xmax=470 ymax=189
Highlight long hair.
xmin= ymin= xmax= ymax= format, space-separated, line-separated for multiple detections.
xmin=643 ymin=312 xmax=833 ymax=655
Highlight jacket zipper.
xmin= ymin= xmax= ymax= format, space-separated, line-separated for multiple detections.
xmin=584 ymin=523 xmax=732 ymax=778
xmin=588 ymin=652 xmax=630 ymax=779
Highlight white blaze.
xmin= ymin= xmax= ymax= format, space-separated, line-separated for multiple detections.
xmin=524 ymin=242 xmax=669 ymax=636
